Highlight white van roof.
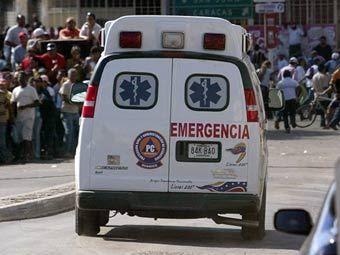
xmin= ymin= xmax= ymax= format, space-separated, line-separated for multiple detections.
xmin=103 ymin=15 xmax=246 ymax=59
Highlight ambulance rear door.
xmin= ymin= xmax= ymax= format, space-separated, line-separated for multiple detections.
xmin=89 ymin=58 xmax=172 ymax=192
xmin=169 ymin=58 xmax=252 ymax=194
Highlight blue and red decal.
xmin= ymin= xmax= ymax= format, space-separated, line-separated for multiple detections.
xmin=134 ymin=131 xmax=167 ymax=169
xmin=197 ymin=181 xmax=247 ymax=192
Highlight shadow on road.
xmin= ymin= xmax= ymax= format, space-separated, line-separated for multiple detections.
xmin=101 ymin=225 xmax=305 ymax=250
xmin=267 ymin=129 xmax=338 ymax=140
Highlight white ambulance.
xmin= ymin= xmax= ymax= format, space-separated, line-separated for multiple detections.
xmin=74 ymin=15 xmax=283 ymax=240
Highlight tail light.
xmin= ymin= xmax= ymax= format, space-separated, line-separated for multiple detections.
xmin=244 ymin=88 xmax=258 ymax=122
xmin=82 ymin=85 xmax=98 ymax=118
xmin=203 ymin=33 xmax=225 ymax=50
xmin=119 ymin=31 xmax=142 ymax=48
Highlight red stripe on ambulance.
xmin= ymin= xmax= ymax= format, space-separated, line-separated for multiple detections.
xmin=170 ymin=122 xmax=250 ymax=139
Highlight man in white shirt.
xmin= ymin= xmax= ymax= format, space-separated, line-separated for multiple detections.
xmin=11 ymin=71 xmax=39 ymax=161
xmin=312 ymin=63 xmax=330 ymax=127
xmin=288 ymin=22 xmax=304 ymax=58
xmin=4 ymin=14 xmax=28 ymax=64
xmin=276 ymin=70 xmax=299 ymax=133
xmin=277 ymin=57 xmax=299 ymax=81
xmin=79 ymin=12 xmax=101 ymax=45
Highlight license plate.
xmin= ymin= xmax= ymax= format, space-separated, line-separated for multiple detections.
xmin=188 ymin=143 xmax=218 ymax=159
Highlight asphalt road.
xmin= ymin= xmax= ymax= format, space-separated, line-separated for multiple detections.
xmin=0 ymin=121 xmax=338 ymax=255
xmin=0 ymin=159 xmax=74 ymax=197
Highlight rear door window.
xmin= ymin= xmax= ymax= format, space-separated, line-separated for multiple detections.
xmin=185 ymin=74 xmax=229 ymax=111
xmin=113 ymin=72 xmax=158 ymax=109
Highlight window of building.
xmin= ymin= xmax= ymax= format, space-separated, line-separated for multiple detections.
xmin=136 ymin=0 xmax=161 ymax=15
xmin=81 ymin=0 xmax=106 ymax=8
xmin=54 ymin=0 xmax=77 ymax=8
xmin=253 ymin=0 xmax=335 ymax=25
xmin=107 ymin=0 xmax=133 ymax=7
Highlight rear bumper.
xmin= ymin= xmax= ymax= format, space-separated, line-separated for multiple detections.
xmin=77 ymin=190 xmax=260 ymax=217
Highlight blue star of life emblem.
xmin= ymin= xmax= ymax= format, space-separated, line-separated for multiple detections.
xmin=119 ymin=76 xmax=151 ymax=105
xmin=189 ymin=78 xmax=221 ymax=107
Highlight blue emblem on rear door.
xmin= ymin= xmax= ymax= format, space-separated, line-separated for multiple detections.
xmin=190 ymin=78 xmax=222 ymax=107
xmin=186 ymin=75 xmax=229 ymax=111
xmin=114 ymin=73 xmax=158 ymax=109
xmin=120 ymin=76 xmax=151 ymax=105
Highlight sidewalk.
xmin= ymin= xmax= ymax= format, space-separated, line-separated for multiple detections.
xmin=0 ymin=159 xmax=75 ymax=222
xmin=0 ymin=182 xmax=75 ymax=222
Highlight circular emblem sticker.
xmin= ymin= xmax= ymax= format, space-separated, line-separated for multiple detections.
xmin=133 ymin=131 xmax=167 ymax=169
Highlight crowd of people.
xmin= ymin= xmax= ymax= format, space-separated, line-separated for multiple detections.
xmin=0 ymin=15 xmax=339 ymax=164
xmin=251 ymin=23 xmax=340 ymax=134
xmin=0 ymin=13 xmax=102 ymax=164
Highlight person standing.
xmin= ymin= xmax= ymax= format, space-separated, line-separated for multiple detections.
xmin=36 ymin=77 xmax=57 ymax=159
xmin=312 ymin=63 xmax=330 ymax=127
xmin=53 ymin=70 xmax=66 ymax=155
xmin=325 ymin=52 xmax=339 ymax=74
xmin=256 ymin=60 xmax=273 ymax=118
xmin=59 ymin=68 xmax=79 ymax=157
xmin=250 ymin=44 xmax=267 ymax=70
xmin=11 ymin=32 xmax=28 ymax=71
xmin=31 ymin=13 xmax=42 ymax=31
xmin=277 ymin=57 xmax=299 ymax=81
xmin=66 ymin=45 xmax=84 ymax=82
xmin=29 ymin=77 xmax=43 ymax=160
xmin=84 ymin=46 xmax=101 ymax=80
xmin=276 ymin=70 xmax=299 ymax=133
xmin=321 ymin=68 xmax=340 ymax=130
xmin=79 ymin=12 xmax=101 ymax=45
xmin=313 ymin=36 xmax=333 ymax=62
xmin=11 ymin=72 xmax=39 ymax=162
xmin=40 ymin=42 xmax=66 ymax=84
xmin=59 ymin=17 xmax=80 ymax=39
xmin=4 ymin=14 xmax=28 ymax=64
xmin=325 ymin=80 xmax=340 ymax=130
xmin=287 ymin=22 xmax=304 ymax=58
xmin=0 ymin=78 xmax=14 ymax=163
xmin=276 ymin=53 xmax=288 ymax=72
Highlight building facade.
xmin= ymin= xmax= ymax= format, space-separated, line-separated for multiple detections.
xmin=0 ymin=0 xmax=339 ymax=48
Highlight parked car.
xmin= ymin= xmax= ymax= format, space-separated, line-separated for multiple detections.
xmin=274 ymin=182 xmax=337 ymax=255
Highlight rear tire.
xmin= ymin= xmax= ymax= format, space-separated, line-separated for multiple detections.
xmin=241 ymin=185 xmax=266 ymax=240
xmin=99 ymin=210 xmax=110 ymax=226
xmin=295 ymin=103 xmax=317 ymax=128
xmin=75 ymin=207 xmax=100 ymax=236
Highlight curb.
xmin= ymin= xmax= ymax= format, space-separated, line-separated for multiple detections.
xmin=0 ymin=183 xmax=75 ymax=222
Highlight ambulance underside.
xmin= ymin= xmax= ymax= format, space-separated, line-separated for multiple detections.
xmin=77 ymin=190 xmax=259 ymax=219
xmin=76 ymin=51 xmax=266 ymax=225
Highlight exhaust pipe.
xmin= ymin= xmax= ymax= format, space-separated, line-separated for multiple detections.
xmin=212 ymin=215 xmax=259 ymax=228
